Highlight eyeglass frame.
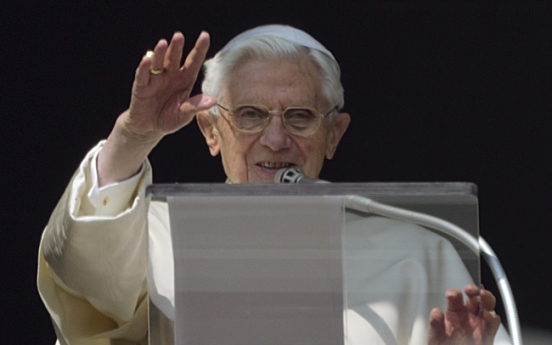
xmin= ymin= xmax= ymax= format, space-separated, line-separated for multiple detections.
xmin=213 ymin=103 xmax=339 ymax=137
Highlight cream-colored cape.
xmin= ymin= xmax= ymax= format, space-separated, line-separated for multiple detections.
xmin=38 ymin=142 xmax=511 ymax=345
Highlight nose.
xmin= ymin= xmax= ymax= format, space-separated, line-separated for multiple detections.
xmin=259 ymin=114 xmax=292 ymax=151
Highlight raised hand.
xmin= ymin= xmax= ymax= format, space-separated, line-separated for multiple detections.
xmin=127 ymin=31 xmax=215 ymax=137
xmin=97 ymin=32 xmax=216 ymax=186
xmin=427 ymin=285 xmax=502 ymax=345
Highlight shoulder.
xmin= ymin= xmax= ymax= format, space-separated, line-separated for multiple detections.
xmin=345 ymin=215 xmax=450 ymax=251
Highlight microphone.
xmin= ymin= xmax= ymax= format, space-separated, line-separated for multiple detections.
xmin=274 ymin=167 xmax=329 ymax=184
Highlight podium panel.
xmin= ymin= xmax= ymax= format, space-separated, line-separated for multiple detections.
xmin=146 ymin=183 xmax=480 ymax=345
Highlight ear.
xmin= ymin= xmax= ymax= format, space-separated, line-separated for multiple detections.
xmin=196 ymin=110 xmax=221 ymax=157
xmin=325 ymin=112 xmax=350 ymax=160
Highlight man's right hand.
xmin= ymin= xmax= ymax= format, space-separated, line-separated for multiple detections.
xmin=97 ymin=31 xmax=216 ymax=187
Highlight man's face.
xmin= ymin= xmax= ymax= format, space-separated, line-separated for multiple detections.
xmin=198 ymin=57 xmax=350 ymax=183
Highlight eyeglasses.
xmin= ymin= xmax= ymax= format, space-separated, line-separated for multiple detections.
xmin=215 ymin=103 xmax=338 ymax=137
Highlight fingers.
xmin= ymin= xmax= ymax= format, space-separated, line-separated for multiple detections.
xmin=464 ymin=284 xmax=497 ymax=316
xmin=430 ymin=287 xmax=502 ymax=345
xmin=465 ymin=285 xmax=501 ymax=345
xmin=445 ymin=288 xmax=465 ymax=313
xmin=150 ymin=39 xmax=169 ymax=72
xmin=481 ymin=309 xmax=501 ymax=344
xmin=185 ymin=94 xmax=216 ymax=111
xmin=165 ymin=32 xmax=185 ymax=72
xmin=444 ymin=288 xmax=470 ymax=329
xmin=177 ymin=94 xmax=216 ymax=126
xmin=480 ymin=287 xmax=497 ymax=312
xmin=427 ymin=308 xmax=447 ymax=345
xmin=175 ymin=94 xmax=215 ymax=128
xmin=464 ymin=284 xmax=482 ymax=315
xmin=135 ymin=55 xmax=153 ymax=88
xmin=181 ymin=31 xmax=210 ymax=80
xmin=480 ymin=289 xmax=501 ymax=344
xmin=135 ymin=32 xmax=208 ymax=87
xmin=134 ymin=31 xmax=207 ymax=91
xmin=134 ymin=38 xmax=168 ymax=88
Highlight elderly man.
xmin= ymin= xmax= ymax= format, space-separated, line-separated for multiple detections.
xmin=38 ymin=25 xmax=507 ymax=345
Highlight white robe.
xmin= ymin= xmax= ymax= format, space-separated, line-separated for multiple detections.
xmin=38 ymin=142 xmax=511 ymax=345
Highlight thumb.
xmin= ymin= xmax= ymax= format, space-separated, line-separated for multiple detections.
xmin=178 ymin=94 xmax=216 ymax=127
xmin=183 ymin=94 xmax=216 ymax=112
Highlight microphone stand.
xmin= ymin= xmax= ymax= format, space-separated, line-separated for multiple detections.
xmin=275 ymin=168 xmax=522 ymax=344
xmin=342 ymin=195 xmax=522 ymax=345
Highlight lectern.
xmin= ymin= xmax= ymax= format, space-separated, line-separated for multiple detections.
xmin=146 ymin=183 xmax=480 ymax=345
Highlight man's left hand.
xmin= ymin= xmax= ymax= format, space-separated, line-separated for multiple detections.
xmin=428 ymin=284 xmax=502 ymax=345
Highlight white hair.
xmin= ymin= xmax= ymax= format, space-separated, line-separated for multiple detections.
xmin=201 ymin=27 xmax=344 ymax=120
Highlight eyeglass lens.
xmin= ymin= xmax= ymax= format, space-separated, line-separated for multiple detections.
xmin=233 ymin=105 xmax=320 ymax=134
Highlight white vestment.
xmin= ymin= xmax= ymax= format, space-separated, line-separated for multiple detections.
xmin=38 ymin=142 xmax=511 ymax=345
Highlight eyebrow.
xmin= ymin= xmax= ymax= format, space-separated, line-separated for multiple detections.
xmin=225 ymin=99 xmax=320 ymax=109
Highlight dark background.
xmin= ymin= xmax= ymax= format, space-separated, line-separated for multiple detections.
xmin=2 ymin=1 xmax=551 ymax=343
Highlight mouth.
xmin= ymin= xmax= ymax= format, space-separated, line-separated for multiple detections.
xmin=256 ymin=162 xmax=296 ymax=170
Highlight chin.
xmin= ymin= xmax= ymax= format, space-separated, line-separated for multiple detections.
xmin=249 ymin=178 xmax=276 ymax=184
xmin=245 ymin=174 xmax=277 ymax=184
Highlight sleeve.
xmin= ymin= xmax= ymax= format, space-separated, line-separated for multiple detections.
xmin=82 ymin=144 xmax=145 ymax=217
xmin=37 ymin=141 xmax=152 ymax=345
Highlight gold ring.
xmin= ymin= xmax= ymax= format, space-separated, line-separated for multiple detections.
xmin=145 ymin=51 xmax=163 ymax=74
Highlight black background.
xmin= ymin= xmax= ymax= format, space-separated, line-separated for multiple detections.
xmin=2 ymin=1 xmax=551 ymax=343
